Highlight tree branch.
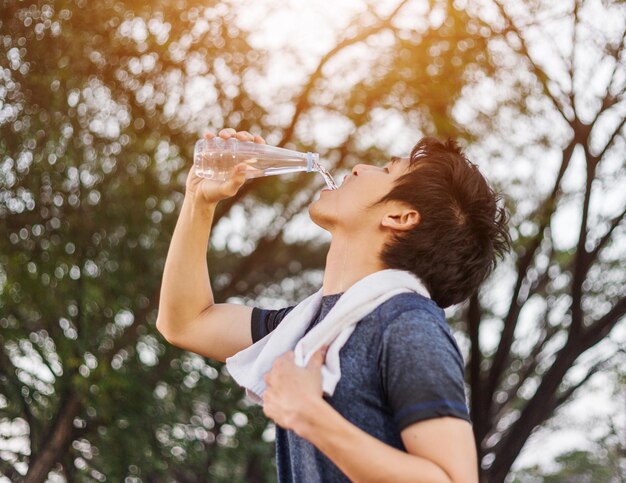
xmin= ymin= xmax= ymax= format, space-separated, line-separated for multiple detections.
xmin=467 ymin=292 xmax=484 ymax=450
xmin=212 ymin=0 xmax=410 ymax=227
xmin=567 ymin=0 xmax=580 ymax=111
xmin=590 ymin=27 xmax=626 ymax=126
xmin=583 ymin=205 xmax=626 ymax=271
xmin=22 ymin=337 xmax=59 ymax=387
xmin=524 ymin=241 xmax=557 ymax=301
xmin=487 ymin=349 xmax=617 ymax=461
xmin=487 ymin=342 xmax=579 ymax=481
xmin=278 ymin=0 xmax=411 ymax=148
xmin=217 ymin=187 xmax=323 ymax=301
xmin=490 ymin=322 xmax=562 ymax=428
xmin=570 ymin=145 xmax=598 ymax=336
xmin=24 ymin=390 xmax=81 ymax=483
xmin=485 ymin=138 xmax=577 ymax=407
xmin=217 ymin=137 xmax=357 ymax=300
xmin=492 ymin=0 xmax=572 ymax=123
xmin=0 ymin=342 xmax=37 ymax=462
xmin=488 ymin=297 xmax=626 ymax=479
xmin=552 ymin=353 xmax=618 ymax=409
xmin=590 ymin=115 xmax=625 ymax=164
xmin=0 ymin=456 xmax=23 ymax=483
xmin=583 ymin=296 xmax=626 ymax=349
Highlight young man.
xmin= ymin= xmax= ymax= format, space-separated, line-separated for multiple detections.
xmin=156 ymin=128 xmax=511 ymax=482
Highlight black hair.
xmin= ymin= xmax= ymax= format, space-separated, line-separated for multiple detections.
xmin=373 ymin=137 xmax=512 ymax=308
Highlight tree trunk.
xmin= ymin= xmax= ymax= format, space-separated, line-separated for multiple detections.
xmin=24 ymin=392 xmax=81 ymax=483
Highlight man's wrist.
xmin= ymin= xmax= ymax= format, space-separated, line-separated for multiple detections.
xmin=183 ymin=191 xmax=218 ymax=218
xmin=295 ymin=396 xmax=333 ymax=441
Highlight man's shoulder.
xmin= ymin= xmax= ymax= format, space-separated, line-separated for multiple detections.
xmin=374 ymin=292 xmax=462 ymax=353
xmin=374 ymin=292 xmax=445 ymax=326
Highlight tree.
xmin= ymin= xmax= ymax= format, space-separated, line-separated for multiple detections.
xmin=1 ymin=0 xmax=624 ymax=481
xmin=510 ymin=364 xmax=625 ymax=482
xmin=0 ymin=0 xmax=275 ymax=480
xmin=456 ymin=1 xmax=626 ymax=480
xmin=210 ymin=1 xmax=626 ymax=478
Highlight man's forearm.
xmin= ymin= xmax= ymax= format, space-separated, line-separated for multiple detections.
xmin=157 ymin=193 xmax=217 ymax=331
xmin=298 ymin=398 xmax=452 ymax=483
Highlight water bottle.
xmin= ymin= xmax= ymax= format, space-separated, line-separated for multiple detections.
xmin=193 ymin=137 xmax=338 ymax=190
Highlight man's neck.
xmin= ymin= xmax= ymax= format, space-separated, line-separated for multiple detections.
xmin=322 ymin=233 xmax=386 ymax=296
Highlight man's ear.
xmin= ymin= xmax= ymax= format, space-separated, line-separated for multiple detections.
xmin=381 ymin=208 xmax=420 ymax=231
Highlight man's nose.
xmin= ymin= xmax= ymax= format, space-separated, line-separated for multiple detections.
xmin=351 ymin=164 xmax=369 ymax=176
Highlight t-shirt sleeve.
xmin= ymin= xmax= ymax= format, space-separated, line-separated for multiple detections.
xmin=379 ymin=308 xmax=471 ymax=431
xmin=250 ymin=305 xmax=297 ymax=343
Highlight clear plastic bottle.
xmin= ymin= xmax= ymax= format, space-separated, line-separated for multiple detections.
xmin=194 ymin=137 xmax=338 ymax=189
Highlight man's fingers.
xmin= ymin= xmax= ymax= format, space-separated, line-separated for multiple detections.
xmin=307 ymin=346 xmax=329 ymax=369
xmin=219 ymin=128 xmax=237 ymax=138
xmin=211 ymin=128 xmax=266 ymax=144
xmin=236 ymin=130 xmax=254 ymax=142
xmin=219 ymin=170 xmax=246 ymax=196
xmin=234 ymin=162 xmax=250 ymax=171
xmin=309 ymin=351 xmax=324 ymax=368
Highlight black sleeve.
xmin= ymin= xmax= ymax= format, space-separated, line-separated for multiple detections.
xmin=379 ymin=308 xmax=471 ymax=431
xmin=250 ymin=305 xmax=297 ymax=343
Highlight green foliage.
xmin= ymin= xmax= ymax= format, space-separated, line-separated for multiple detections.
xmin=1 ymin=0 xmax=624 ymax=481
xmin=0 ymin=0 xmax=274 ymax=480
xmin=511 ymin=437 xmax=625 ymax=483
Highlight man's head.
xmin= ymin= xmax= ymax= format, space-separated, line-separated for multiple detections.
xmin=309 ymin=136 xmax=512 ymax=308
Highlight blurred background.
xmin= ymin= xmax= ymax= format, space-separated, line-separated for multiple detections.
xmin=1 ymin=0 xmax=625 ymax=481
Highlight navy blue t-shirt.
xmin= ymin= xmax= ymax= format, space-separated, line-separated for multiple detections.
xmin=251 ymin=291 xmax=471 ymax=482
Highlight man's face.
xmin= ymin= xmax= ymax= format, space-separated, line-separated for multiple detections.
xmin=308 ymin=156 xmax=412 ymax=233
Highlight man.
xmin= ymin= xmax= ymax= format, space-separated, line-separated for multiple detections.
xmin=156 ymin=128 xmax=511 ymax=482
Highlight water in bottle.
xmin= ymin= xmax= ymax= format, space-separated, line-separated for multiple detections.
xmin=194 ymin=137 xmax=338 ymax=190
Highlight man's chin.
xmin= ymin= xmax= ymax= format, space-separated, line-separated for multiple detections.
xmin=308 ymin=201 xmax=334 ymax=231
xmin=308 ymin=201 xmax=321 ymax=224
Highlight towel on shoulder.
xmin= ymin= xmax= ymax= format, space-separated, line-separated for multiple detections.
xmin=225 ymin=269 xmax=431 ymax=405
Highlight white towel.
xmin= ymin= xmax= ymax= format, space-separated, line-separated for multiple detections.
xmin=225 ymin=269 xmax=431 ymax=405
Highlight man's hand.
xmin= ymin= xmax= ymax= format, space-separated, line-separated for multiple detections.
xmin=262 ymin=346 xmax=329 ymax=436
xmin=186 ymin=128 xmax=266 ymax=205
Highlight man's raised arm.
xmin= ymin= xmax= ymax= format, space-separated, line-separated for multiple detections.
xmin=156 ymin=128 xmax=265 ymax=361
